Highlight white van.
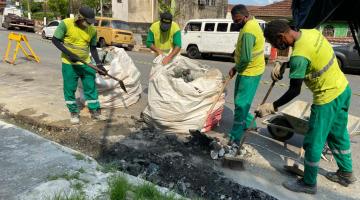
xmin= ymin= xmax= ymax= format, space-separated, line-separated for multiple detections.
xmin=181 ymin=18 xmax=271 ymax=60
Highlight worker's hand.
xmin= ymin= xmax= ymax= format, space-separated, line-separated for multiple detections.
xmin=255 ymin=103 xmax=276 ymax=118
xmin=96 ymin=64 xmax=108 ymax=76
xmin=271 ymin=61 xmax=288 ymax=82
xmin=162 ymin=55 xmax=173 ymax=65
xmin=228 ymin=67 xmax=237 ymax=78
xmin=68 ymin=53 xmax=81 ymax=63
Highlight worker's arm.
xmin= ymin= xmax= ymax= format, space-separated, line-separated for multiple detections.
xmin=89 ymin=31 xmax=101 ymax=65
xmin=235 ymin=33 xmax=256 ymax=72
xmin=146 ymin=30 xmax=163 ymax=55
xmin=52 ymin=21 xmax=80 ymax=62
xmin=89 ymin=32 xmax=107 ymax=75
xmin=273 ymin=56 xmax=309 ymax=110
xmin=162 ymin=31 xmax=182 ymax=65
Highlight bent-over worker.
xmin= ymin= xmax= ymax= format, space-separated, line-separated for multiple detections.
xmin=146 ymin=12 xmax=182 ymax=65
xmin=256 ymin=19 xmax=356 ymax=194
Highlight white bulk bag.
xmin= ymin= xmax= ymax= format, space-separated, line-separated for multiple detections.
xmin=142 ymin=55 xmax=225 ymax=133
xmin=80 ymin=47 xmax=142 ymax=108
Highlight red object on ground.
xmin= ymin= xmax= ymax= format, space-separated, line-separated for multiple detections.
xmin=203 ymin=107 xmax=224 ymax=132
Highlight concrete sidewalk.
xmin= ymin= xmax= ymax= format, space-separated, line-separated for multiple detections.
xmin=0 ymin=120 xmax=182 ymax=200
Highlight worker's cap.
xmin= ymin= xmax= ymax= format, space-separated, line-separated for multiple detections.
xmin=79 ymin=6 xmax=96 ymax=24
xmin=160 ymin=12 xmax=173 ymax=31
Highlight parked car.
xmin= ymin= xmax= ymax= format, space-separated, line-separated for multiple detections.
xmin=2 ymin=13 xmax=35 ymax=32
xmin=94 ymin=17 xmax=135 ymax=51
xmin=334 ymin=43 xmax=360 ymax=71
xmin=181 ymin=18 xmax=271 ymax=59
xmin=41 ymin=20 xmax=60 ymax=39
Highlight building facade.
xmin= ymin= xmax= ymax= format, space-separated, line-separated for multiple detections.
xmin=112 ymin=0 xmax=228 ymax=32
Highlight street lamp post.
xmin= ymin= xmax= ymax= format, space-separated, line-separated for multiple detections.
xmin=26 ymin=0 xmax=31 ymax=19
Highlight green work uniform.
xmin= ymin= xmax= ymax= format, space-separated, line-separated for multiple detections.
xmin=54 ymin=18 xmax=100 ymax=113
xmin=146 ymin=21 xmax=182 ymax=53
xmin=230 ymin=18 xmax=266 ymax=142
xmin=289 ymin=29 xmax=352 ymax=185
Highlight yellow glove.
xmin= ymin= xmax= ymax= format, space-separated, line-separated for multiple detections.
xmin=271 ymin=61 xmax=288 ymax=82
xmin=255 ymin=103 xmax=276 ymax=118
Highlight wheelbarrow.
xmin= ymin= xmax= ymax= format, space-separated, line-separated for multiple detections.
xmin=262 ymin=100 xmax=360 ymax=176
xmin=262 ymin=100 xmax=360 ymax=142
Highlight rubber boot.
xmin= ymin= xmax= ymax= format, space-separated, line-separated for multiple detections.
xmin=70 ymin=112 xmax=80 ymax=124
xmin=90 ymin=109 xmax=107 ymax=121
xmin=325 ymin=170 xmax=357 ymax=187
xmin=282 ymin=178 xmax=317 ymax=194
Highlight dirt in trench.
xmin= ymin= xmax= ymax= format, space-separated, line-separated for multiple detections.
xmin=98 ymin=126 xmax=278 ymax=200
xmin=0 ymin=105 xmax=277 ymax=200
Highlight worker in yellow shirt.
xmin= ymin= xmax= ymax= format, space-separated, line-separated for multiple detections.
xmin=256 ymin=20 xmax=356 ymax=194
xmin=146 ymin=12 xmax=182 ymax=65
xmin=226 ymin=4 xmax=266 ymax=156
xmin=52 ymin=7 xmax=107 ymax=124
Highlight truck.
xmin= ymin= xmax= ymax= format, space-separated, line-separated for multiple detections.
xmin=1 ymin=6 xmax=35 ymax=32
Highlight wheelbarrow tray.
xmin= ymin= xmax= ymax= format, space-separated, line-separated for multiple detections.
xmin=263 ymin=101 xmax=360 ymax=139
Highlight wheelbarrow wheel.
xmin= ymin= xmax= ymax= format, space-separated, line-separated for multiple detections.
xmin=267 ymin=116 xmax=294 ymax=142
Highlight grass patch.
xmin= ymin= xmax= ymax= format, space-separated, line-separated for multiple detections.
xmin=48 ymin=191 xmax=86 ymax=200
xmin=100 ymin=162 xmax=118 ymax=173
xmin=77 ymin=167 xmax=86 ymax=174
xmin=71 ymin=182 xmax=84 ymax=191
xmin=72 ymin=153 xmax=86 ymax=161
xmin=108 ymin=175 xmax=130 ymax=200
xmin=107 ymin=175 xmax=184 ymax=200
xmin=47 ymin=172 xmax=80 ymax=181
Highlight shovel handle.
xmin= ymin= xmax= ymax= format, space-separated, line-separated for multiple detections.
xmin=238 ymin=80 xmax=276 ymax=148
xmin=80 ymin=61 xmax=128 ymax=93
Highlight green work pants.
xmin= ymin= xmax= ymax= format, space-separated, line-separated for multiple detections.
xmin=229 ymin=74 xmax=262 ymax=142
xmin=62 ymin=63 xmax=100 ymax=113
xmin=304 ymin=85 xmax=353 ymax=185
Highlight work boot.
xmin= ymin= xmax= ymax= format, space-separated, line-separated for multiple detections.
xmin=224 ymin=142 xmax=239 ymax=158
xmin=90 ymin=109 xmax=107 ymax=121
xmin=282 ymin=178 xmax=317 ymax=194
xmin=325 ymin=170 xmax=357 ymax=187
xmin=70 ymin=112 xmax=80 ymax=124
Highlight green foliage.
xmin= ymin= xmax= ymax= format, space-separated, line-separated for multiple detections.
xmin=31 ymin=12 xmax=56 ymax=21
xmin=48 ymin=192 xmax=86 ymax=200
xmin=48 ymin=0 xmax=69 ymax=18
xmin=158 ymin=0 xmax=180 ymax=18
xmin=108 ymin=175 xmax=130 ymax=200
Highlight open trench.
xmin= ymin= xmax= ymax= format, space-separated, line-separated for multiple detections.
xmin=0 ymin=105 xmax=277 ymax=200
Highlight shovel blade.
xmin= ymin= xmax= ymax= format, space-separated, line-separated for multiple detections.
xmin=119 ymin=80 xmax=127 ymax=93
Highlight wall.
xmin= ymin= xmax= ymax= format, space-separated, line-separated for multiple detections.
xmin=112 ymin=0 xmax=129 ymax=21
xmin=175 ymin=0 xmax=228 ymax=28
xmin=128 ymin=0 xmax=156 ymax=23
xmin=320 ymin=22 xmax=350 ymax=38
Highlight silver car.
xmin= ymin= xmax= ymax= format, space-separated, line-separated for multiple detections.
xmin=334 ymin=43 xmax=360 ymax=72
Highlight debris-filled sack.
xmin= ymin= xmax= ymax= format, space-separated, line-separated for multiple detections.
xmin=80 ymin=47 xmax=142 ymax=108
xmin=142 ymin=55 xmax=225 ymax=133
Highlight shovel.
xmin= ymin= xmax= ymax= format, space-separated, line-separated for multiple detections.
xmin=222 ymin=80 xmax=276 ymax=170
xmin=80 ymin=60 xmax=127 ymax=93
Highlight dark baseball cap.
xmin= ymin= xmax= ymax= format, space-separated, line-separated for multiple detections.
xmin=79 ymin=6 xmax=96 ymax=24
xmin=160 ymin=12 xmax=173 ymax=31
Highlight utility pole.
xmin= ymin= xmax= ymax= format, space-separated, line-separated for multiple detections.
xmin=100 ymin=0 xmax=103 ymax=17
xmin=26 ymin=0 xmax=31 ymax=19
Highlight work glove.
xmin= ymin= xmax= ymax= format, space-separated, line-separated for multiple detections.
xmin=255 ymin=103 xmax=276 ymax=118
xmin=67 ymin=53 xmax=81 ymax=63
xmin=96 ymin=63 xmax=108 ymax=76
xmin=228 ymin=67 xmax=237 ymax=78
xmin=271 ymin=61 xmax=288 ymax=82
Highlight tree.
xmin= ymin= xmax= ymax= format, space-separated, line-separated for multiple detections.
xmin=48 ymin=0 xmax=69 ymax=18
xmin=158 ymin=0 xmax=179 ymax=17
xmin=80 ymin=0 xmax=111 ymax=14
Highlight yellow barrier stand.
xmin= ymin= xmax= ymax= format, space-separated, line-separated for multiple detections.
xmin=3 ymin=32 xmax=40 ymax=64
